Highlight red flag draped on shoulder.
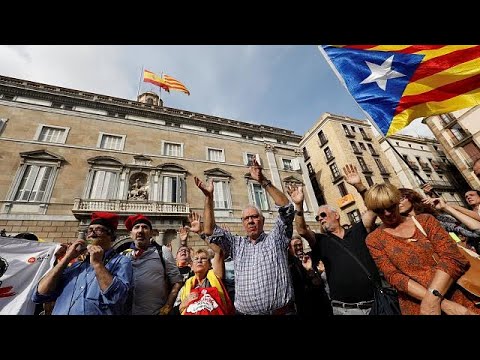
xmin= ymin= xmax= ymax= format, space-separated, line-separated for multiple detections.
xmin=163 ymin=74 xmax=190 ymax=95
xmin=143 ymin=70 xmax=170 ymax=92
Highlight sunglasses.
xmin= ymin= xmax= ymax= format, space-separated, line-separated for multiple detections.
xmin=372 ymin=204 xmax=398 ymax=215
xmin=315 ymin=212 xmax=328 ymax=222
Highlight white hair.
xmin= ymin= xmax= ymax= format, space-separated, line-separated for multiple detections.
xmin=319 ymin=204 xmax=339 ymax=214
xmin=242 ymin=204 xmax=264 ymax=219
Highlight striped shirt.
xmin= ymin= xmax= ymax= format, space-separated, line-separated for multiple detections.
xmin=209 ymin=203 xmax=294 ymax=314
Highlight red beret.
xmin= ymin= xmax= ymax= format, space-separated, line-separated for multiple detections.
xmin=125 ymin=214 xmax=152 ymax=231
xmin=90 ymin=212 xmax=119 ymax=232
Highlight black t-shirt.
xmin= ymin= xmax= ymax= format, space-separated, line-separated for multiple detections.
xmin=311 ymin=222 xmax=380 ymax=303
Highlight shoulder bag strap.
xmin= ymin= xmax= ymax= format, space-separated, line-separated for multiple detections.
xmin=152 ymin=240 xmax=168 ymax=283
xmin=411 ymin=216 xmax=427 ymax=237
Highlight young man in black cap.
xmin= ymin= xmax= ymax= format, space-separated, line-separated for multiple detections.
xmin=32 ymin=212 xmax=133 ymax=315
xmin=124 ymin=214 xmax=183 ymax=315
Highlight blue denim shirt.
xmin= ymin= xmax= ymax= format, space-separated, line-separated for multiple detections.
xmin=32 ymin=249 xmax=133 ymax=315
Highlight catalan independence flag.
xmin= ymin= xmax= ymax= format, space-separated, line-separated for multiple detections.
xmin=143 ymin=69 xmax=170 ymax=92
xmin=163 ymin=74 xmax=190 ymax=96
xmin=319 ymin=45 xmax=480 ymax=136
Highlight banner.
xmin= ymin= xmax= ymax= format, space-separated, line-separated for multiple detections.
xmin=0 ymin=237 xmax=59 ymax=315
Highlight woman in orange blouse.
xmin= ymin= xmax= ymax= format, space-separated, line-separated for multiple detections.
xmin=364 ymin=183 xmax=479 ymax=315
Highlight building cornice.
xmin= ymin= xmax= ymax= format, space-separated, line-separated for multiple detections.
xmin=300 ymin=112 xmax=370 ymax=146
xmin=0 ymin=75 xmax=302 ymax=144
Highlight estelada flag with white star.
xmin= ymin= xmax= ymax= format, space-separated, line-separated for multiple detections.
xmin=319 ymin=45 xmax=480 ymax=136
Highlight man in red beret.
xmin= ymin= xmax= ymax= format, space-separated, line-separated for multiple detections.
xmin=32 ymin=212 xmax=133 ymax=315
xmin=124 ymin=214 xmax=183 ymax=315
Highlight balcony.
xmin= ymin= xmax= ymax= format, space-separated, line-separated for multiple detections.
xmin=407 ymin=161 xmax=419 ymax=170
xmin=331 ymin=174 xmax=344 ymax=183
xmin=344 ymin=131 xmax=355 ymax=138
xmin=360 ymin=130 xmax=372 ymax=141
xmin=428 ymin=180 xmax=455 ymax=190
xmin=325 ymin=155 xmax=335 ymax=163
xmin=419 ymin=162 xmax=432 ymax=172
xmin=360 ymin=166 xmax=373 ymax=174
xmin=72 ymin=198 xmax=190 ymax=217
xmin=379 ymin=169 xmax=390 ymax=176
xmin=319 ymin=139 xmax=329 ymax=147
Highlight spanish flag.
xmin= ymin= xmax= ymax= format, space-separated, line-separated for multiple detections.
xmin=143 ymin=70 xmax=170 ymax=92
xmin=163 ymin=74 xmax=190 ymax=96
xmin=319 ymin=45 xmax=480 ymax=136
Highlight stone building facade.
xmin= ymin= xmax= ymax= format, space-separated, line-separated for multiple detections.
xmin=379 ymin=134 xmax=467 ymax=206
xmin=423 ymin=106 xmax=480 ymax=190
xmin=299 ymin=113 xmax=401 ymax=226
xmin=0 ymin=75 xmax=315 ymax=253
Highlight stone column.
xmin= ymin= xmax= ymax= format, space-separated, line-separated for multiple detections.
xmin=296 ymin=149 xmax=319 ymax=215
xmin=264 ymin=143 xmax=282 ymax=188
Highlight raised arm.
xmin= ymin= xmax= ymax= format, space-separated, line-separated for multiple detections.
xmin=449 ymin=204 xmax=480 ymax=222
xmin=425 ymin=197 xmax=480 ymax=230
xmin=37 ymin=239 xmax=86 ymax=295
xmin=194 ymin=176 xmax=215 ymax=235
xmin=189 ymin=211 xmax=225 ymax=279
xmin=342 ymin=163 xmax=376 ymax=232
xmin=286 ymin=183 xmax=316 ymax=248
xmin=250 ymin=158 xmax=289 ymax=206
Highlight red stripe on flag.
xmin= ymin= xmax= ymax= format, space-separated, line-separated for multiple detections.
xmin=342 ymin=45 xmax=378 ymax=50
xmin=395 ymin=73 xmax=480 ymax=114
xmin=410 ymin=46 xmax=480 ymax=82
xmin=393 ymin=45 xmax=445 ymax=54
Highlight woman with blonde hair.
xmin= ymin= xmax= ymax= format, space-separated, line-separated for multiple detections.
xmin=364 ymin=183 xmax=479 ymax=315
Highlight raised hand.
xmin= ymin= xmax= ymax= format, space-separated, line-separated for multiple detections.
xmin=194 ymin=176 xmax=214 ymax=197
xmin=421 ymin=183 xmax=434 ymax=196
xmin=188 ymin=211 xmax=202 ymax=234
xmin=286 ymin=183 xmax=304 ymax=205
xmin=301 ymin=254 xmax=313 ymax=271
xmin=422 ymin=197 xmax=445 ymax=211
xmin=178 ymin=226 xmax=189 ymax=242
xmin=249 ymin=158 xmax=265 ymax=183
xmin=343 ymin=164 xmax=361 ymax=187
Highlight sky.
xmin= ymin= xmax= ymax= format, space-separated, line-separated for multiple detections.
xmin=0 ymin=45 xmax=434 ymax=138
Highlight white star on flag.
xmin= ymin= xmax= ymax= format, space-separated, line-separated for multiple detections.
xmin=360 ymin=55 xmax=405 ymax=91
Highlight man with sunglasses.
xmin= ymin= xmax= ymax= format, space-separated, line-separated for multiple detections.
xmin=194 ymin=158 xmax=295 ymax=315
xmin=32 ymin=212 xmax=133 ymax=315
xmin=287 ymin=164 xmax=380 ymax=315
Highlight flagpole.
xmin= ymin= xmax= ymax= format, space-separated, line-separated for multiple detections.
xmin=159 ymin=71 xmax=162 ymax=101
xmin=317 ymin=45 xmax=436 ymax=194
xmin=136 ymin=66 xmax=144 ymax=99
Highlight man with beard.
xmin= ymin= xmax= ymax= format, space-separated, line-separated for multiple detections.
xmin=287 ymin=164 xmax=379 ymax=315
xmin=32 ymin=212 xmax=133 ymax=315
xmin=124 ymin=214 xmax=183 ymax=315
xmin=288 ymin=234 xmax=332 ymax=316
xmin=195 ymin=158 xmax=295 ymax=315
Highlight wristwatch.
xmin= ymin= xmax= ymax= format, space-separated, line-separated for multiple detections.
xmin=428 ymin=288 xmax=444 ymax=299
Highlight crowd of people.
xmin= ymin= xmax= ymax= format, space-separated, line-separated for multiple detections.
xmin=9 ymin=158 xmax=480 ymax=315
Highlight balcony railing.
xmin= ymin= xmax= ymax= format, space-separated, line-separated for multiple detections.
xmin=72 ymin=198 xmax=190 ymax=215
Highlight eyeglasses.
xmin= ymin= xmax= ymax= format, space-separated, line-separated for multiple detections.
xmin=242 ymin=214 xmax=260 ymax=222
xmin=399 ymin=196 xmax=407 ymax=202
xmin=315 ymin=212 xmax=328 ymax=222
xmin=372 ymin=204 xmax=398 ymax=215
xmin=86 ymin=227 xmax=109 ymax=235
xmin=193 ymin=257 xmax=209 ymax=263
